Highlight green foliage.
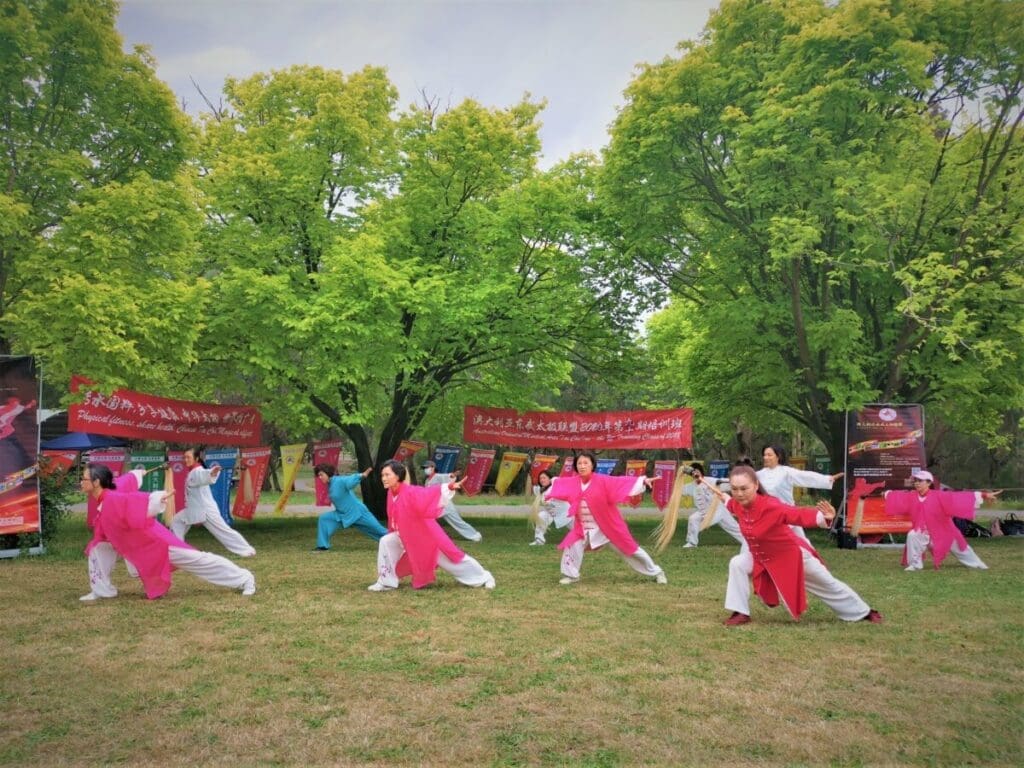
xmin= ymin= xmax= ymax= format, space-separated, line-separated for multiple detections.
xmin=604 ymin=0 xmax=1024 ymax=459
xmin=0 ymin=0 xmax=199 ymax=395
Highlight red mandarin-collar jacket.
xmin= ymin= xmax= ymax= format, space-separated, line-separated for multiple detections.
xmin=387 ymin=482 xmax=466 ymax=589
xmin=726 ymin=494 xmax=823 ymax=619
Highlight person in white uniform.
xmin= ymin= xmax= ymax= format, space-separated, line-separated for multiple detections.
xmin=529 ymin=469 xmax=571 ymax=545
xmin=757 ymin=444 xmax=843 ymax=542
xmin=422 ymin=460 xmax=482 ymax=542
xmin=170 ymin=446 xmax=256 ymax=557
xmin=681 ymin=463 xmax=744 ymax=548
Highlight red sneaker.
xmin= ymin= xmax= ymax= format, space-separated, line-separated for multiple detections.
xmin=724 ymin=612 xmax=751 ymax=626
xmin=862 ymin=609 xmax=883 ymax=624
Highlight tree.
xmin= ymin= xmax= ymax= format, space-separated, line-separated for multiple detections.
xmin=0 ymin=0 xmax=198 ymax=386
xmin=602 ymin=0 xmax=1024 ymax=472
xmin=195 ymin=70 xmax=639 ymax=512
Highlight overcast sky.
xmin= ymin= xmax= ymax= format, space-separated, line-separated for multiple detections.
xmin=117 ymin=0 xmax=721 ymax=167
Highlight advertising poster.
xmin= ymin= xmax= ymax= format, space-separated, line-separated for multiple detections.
xmin=0 ymin=357 xmax=41 ymax=539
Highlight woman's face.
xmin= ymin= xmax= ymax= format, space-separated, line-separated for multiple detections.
xmin=184 ymin=450 xmax=198 ymax=467
xmin=538 ymin=472 xmax=552 ymax=488
xmin=729 ymin=473 xmax=759 ymax=506
xmin=762 ymin=447 xmax=780 ymax=468
xmin=381 ymin=465 xmax=400 ymax=490
xmin=575 ymin=456 xmax=594 ymax=478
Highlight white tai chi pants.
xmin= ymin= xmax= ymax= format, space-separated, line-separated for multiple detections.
xmin=374 ymin=532 xmax=493 ymax=588
xmin=685 ymin=507 xmax=745 ymax=547
xmin=87 ymin=544 xmax=252 ymax=595
xmin=905 ymin=529 xmax=987 ymax=570
xmin=439 ymin=504 xmax=482 ymax=542
xmin=724 ymin=548 xmax=871 ymax=621
xmin=171 ymin=509 xmax=256 ymax=557
xmin=559 ymin=529 xmax=664 ymax=580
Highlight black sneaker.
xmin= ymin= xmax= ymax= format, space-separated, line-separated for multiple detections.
xmin=312 ymin=546 xmax=329 ymax=552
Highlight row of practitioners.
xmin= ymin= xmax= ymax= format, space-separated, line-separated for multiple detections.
xmin=79 ymin=448 xmax=997 ymax=629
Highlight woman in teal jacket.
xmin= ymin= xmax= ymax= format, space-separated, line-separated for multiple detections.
xmin=314 ymin=465 xmax=388 ymax=550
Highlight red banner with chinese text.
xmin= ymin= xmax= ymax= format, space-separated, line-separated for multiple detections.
xmin=392 ymin=439 xmax=427 ymax=463
xmin=313 ymin=440 xmax=344 ymax=506
xmin=69 ymin=376 xmax=262 ymax=446
xmin=530 ymin=454 xmax=559 ymax=484
xmin=652 ymin=460 xmax=677 ymax=511
xmin=232 ymin=447 xmax=272 ymax=520
xmin=463 ymin=406 xmax=692 ymax=449
xmin=624 ymin=458 xmax=650 ymax=507
xmin=461 ymin=448 xmax=495 ymax=497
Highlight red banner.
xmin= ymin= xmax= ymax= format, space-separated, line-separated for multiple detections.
xmin=69 ymin=376 xmax=262 ymax=446
xmin=652 ymin=460 xmax=677 ymax=511
xmin=463 ymin=406 xmax=692 ymax=449
xmin=313 ymin=440 xmax=344 ymax=506
xmin=530 ymin=454 xmax=559 ymax=484
xmin=392 ymin=439 xmax=427 ymax=463
xmin=167 ymin=450 xmax=187 ymax=513
xmin=461 ymin=448 xmax=496 ymax=497
xmin=559 ymin=459 xmax=576 ymax=478
xmin=40 ymin=450 xmax=78 ymax=478
xmin=232 ymin=447 xmax=272 ymax=520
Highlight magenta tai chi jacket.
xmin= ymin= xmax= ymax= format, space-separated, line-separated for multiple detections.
xmin=387 ymin=483 xmax=466 ymax=589
xmin=547 ymin=474 xmax=644 ymax=555
xmin=885 ymin=490 xmax=979 ymax=569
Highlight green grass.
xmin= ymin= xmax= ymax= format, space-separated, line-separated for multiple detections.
xmin=1 ymin=514 xmax=1022 ymax=766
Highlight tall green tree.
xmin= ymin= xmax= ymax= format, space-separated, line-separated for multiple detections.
xmin=603 ymin=0 xmax=1024 ymax=468
xmin=195 ymin=70 xmax=638 ymax=511
xmin=1 ymin=0 xmax=199 ymax=387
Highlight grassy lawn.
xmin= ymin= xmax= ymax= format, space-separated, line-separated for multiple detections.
xmin=1 ymin=514 xmax=1021 ymax=766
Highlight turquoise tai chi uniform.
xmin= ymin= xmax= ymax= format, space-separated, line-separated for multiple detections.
xmin=316 ymin=473 xmax=387 ymax=549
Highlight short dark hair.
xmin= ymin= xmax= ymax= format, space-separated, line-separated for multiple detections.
xmin=382 ymin=459 xmax=407 ymax=482
xmin=573 ymin=451 xmax=598 ymax=473
xmin=86 ymin=463 xmax=116 ymax=490
xmin=761 ymin=444 xmax=789 ymax=465
xmin=314 ymin=463 xmax=336 ymax=478
xmin=689 ymin=462 xmax=705 ymax=475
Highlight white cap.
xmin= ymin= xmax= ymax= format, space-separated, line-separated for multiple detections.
xmin=912 ymin=470 xmax=934 ymax=482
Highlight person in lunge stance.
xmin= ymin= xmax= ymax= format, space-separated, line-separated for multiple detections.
xmin=422 ymin=459 xmax=483 ymax=542
xmin=885 ymin=470 xmax=998 ymax=571
xmin=81 ymin=463 xmax=255 ymax=601
xmin=529 ymin=469 xmax=571 ymax=546
xmin=543 ymin=452 xmax=667 ymax=586
xmin=680 ymin=463 xmax=744 ymax=548
xmin=367 ymin=460 xmax=495 ymax=592
xmin=704 ymin=465 xmax=881 ymax=626
xmin=170 ymin=447 xmax=256 ymax=557
xmin=313 ymin=464 xmax=387 ymax=550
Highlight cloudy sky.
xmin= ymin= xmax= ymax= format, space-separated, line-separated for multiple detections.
xmin=117 ymin=0 xmax=721 ymax=166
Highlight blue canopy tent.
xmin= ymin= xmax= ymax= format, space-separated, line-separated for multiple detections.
xmin=40 ymin=432 xmax=127 ymax=451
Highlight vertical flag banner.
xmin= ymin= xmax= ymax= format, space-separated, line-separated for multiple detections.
xmin=529 ymin=454 xmax=559 ymax=484
xmin=273 ymin=443 xmax=307 ymax=516
xmin=312 ymin=440 xmax=344 ymax=506
xmin=232 ymin=447 xmax=272 ymax=521
xmin=494 ymin=451 xmax=528 ymax=496
xmin=652 ymin=460 xmax=677 ymax=511
xmin=129 ymin=453 xmax=166 ymax=492
xmin=461 ymin=448 xmax=496 ymax=496
xmin=625 ymin=458 xmax=649 ymax=507
xmin=204 ymin=449 xmax=238 ymax=524
xmin=393 ymin=439 xmax=427 ymax=463
xmin=0 ymin=357 xmax=41 ymax=538
xmin=595 ymin=458 xmax=618 ymax=476
xmin=40 ymin=450 xmax=78 ymax=479
xmin=679 ymin=460 xmax=699 ymax=509
xmin=432 ymin=445 xmax=461 ymax=474
xmin=167 ymin=450 xmax=187 ymax=512
xmin=559 ymin=458 xmax=576 ymax=478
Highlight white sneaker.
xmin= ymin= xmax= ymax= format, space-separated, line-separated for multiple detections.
xmin=559 ymin=576 xmax=579 ymax=585
xmin=367 ymin=582 xmax=392 ymax=592
xmin=241 ymin=576 xmax=256 ymax=596
xmin=655 ymin=572 xmax=668 ymax=585
xmin=80 ymin=592 xmax=115 ymax=602
xmin=240 ymin=548 xmax=256 ymax=558
xmin=529 ymin=540 xmax=544 ymax=546
xmin=683 ymin=543 xmax=696 ymax=549
xmin=483 ymin=578 xmax=496 ymax=590
xmin=468 ymin=534 xmax=483 ymax=543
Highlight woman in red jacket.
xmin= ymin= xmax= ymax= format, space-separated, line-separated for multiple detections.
xmin=704 ymin=465 xmax=881 ymax=626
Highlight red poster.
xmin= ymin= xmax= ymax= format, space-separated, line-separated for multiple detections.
xmin=845 ymin=405 xmax=925 ymax=535
xmin=652 ymin=460 xmax=677 ymax=511
xmin=392 ymin=439 xmax=427 ymax=463
xmin=463 ymin=406 xmax=693 ymax=449
xmin=461 ymin=448 xmax=495 ymax=497
xmin=529 ymin=454 xmax=559 ymax=484
xmin=40 ymin=450 xmax=78 ymax=478
xmin=69 ymin=376 xmax=261 ymax=446
xmin=313 ymin=440 xmax=344 ymax=506
xmin=167 ymin=450 xmax=187 ymax=513
xmin=232 ymin=447 xmax=272 ymax=520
